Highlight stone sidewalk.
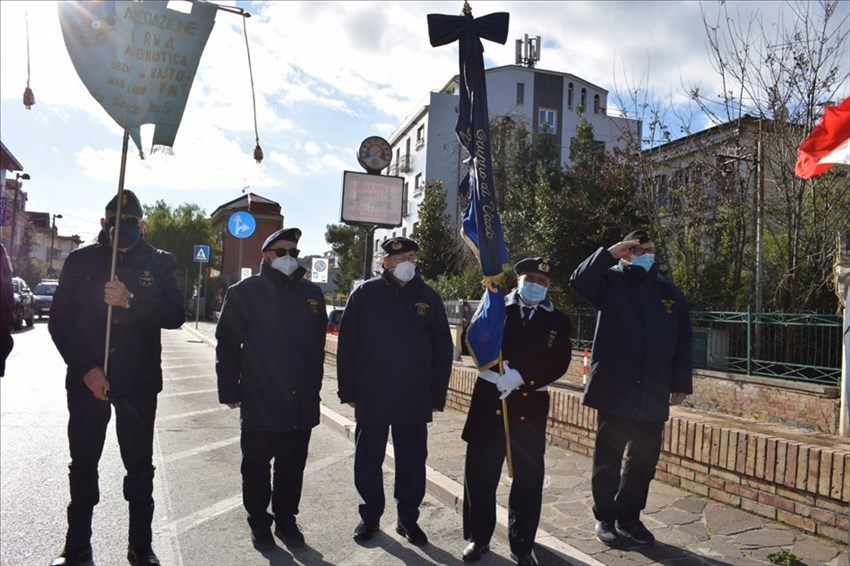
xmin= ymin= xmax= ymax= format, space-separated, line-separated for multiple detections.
xmin=187 ymin=321 xmax=847 ymax=565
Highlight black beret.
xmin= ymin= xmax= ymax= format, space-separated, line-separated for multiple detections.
xmin=105 ymin=190 xmax=143 ymax=218
xmin=262 ymin=227 xmax=302 ymax=250
xmin=623 ymin=229 xmax=652 ymax=244
xmin=381 ymin=236 xmax=419 ymax=256
xmin=514 ymin=257 xmax=554 ymax=278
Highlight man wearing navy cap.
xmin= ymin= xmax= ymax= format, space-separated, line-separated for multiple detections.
xmin=461 ymin=257 xmax=572 ymax=566
xmin=337 ymin=236 xmax=453 ymax=547
xmin=49 ymin=190 xmax=185 ymax=566
xmin=216 ymin=227 xmax=328 ymax=552
xmin=570 ymin=230 xmax=692 ymax=547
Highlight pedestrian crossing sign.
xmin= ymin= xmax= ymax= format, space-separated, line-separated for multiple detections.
xmin=193 ymin=245 xmax=210 ymax=263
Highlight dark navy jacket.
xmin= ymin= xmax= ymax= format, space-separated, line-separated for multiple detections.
xmin=336 ymin=270 xmax=453 ymax=425
xmin=49 ymin=232 xmax=185 ymax=396
xmin=569 ymin=247 xmax=693 ymax=422
xmin=215 ymin=262 xmax=327 ymax=431
xmin=462 ymin=290 xmax=572 ymax=442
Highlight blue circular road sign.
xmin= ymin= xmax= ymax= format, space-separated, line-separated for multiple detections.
xmin=228 ymin=211 xmax=256 ymax=239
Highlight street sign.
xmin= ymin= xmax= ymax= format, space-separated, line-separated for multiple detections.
xmin=228 ymin=211 xmax=256 ymax=239
xmin=193 ymin=245 xmax=210 ymax=263
xmin=312 ymin=258 xmax=328 ymax=283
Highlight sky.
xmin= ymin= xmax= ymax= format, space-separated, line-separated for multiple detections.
xmin=1 ymin=0 xmax=848 ymax=257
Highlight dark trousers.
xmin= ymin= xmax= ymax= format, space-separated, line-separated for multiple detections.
xmin=353 ymin=422 xmax=427 ymax=525
xmin=462 ymin=415 xmax=546 ymax=556
xmin=591 ymin=411 xmax=664 ymax=522
xmin=65 ymin=387 xmax=157 ymax=546
xmin=241 ymin=430 xmax=311 ymax=530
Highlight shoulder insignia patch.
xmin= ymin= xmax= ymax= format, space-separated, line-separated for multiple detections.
xmin=139 ymin=271 xmax=155 ymax=288
xmin=416 ymin=302 xmax=429 ymax=316
xmin=661 ymin=299 xmax=675 ymax=314
xmin=307 ymin=298 xmax=319 ymax=314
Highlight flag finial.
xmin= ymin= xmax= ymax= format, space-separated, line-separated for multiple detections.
xmin=462 ymin=2 xmax=472 ymax=16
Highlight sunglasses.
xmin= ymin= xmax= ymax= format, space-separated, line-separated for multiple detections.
xmin=269 ymin=248 xmax=300 ymax=258
xmin=107 ymin=217 xmax=140 ymax=227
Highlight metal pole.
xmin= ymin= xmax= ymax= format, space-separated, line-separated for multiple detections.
xmin=840 ymin=287 xmax=849 ymax=437
xmin=754 ymin=119 xmax=764 ymax=358
xmin=746 ymin=304 xmax=752 ymax=375
xmin=49 ymin=217 xmax=56 ymax=276
xmin=238 ymin=237 xmax=244 ymax=280
xmin=363 ymin=226 xmax=375 ymax=280
xmin=195 ymin=260 xmax=203 ymax=329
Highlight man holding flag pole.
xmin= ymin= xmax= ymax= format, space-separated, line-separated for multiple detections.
xmin=428 ymin=4 xmax=572 ymax=565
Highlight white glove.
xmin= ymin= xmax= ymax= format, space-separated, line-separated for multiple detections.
xmin=478 ymin=369 xmax=499 ymax=384
xmin=496 ymin=361 xmax=524 ymax=399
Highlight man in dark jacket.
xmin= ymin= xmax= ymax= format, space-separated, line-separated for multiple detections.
xmin=461 ymin=257 xmax=572 ymax=566
xmin=337 ymin=236 xmax=453 ymax=546
xmin=569 ymin=229 xmax=692 ymax=547
xmin=216 ymin=227 xmax=327 ymax=552
xmin=49 ymin=190 xmax=185 ymax=566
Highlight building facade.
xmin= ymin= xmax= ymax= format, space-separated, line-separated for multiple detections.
xmin=372 ymin=63 xmax=641 ymax=270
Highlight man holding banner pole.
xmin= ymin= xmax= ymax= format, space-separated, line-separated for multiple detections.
xmin=49 ymin=190 xmax=184 ymax=566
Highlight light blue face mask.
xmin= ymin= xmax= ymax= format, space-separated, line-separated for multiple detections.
xmin=630 ymin=253 xmax=655 ymax=271
xmin=518 ymin=280 xmax=548 ymax=304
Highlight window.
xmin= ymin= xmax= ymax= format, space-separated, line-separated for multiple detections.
xmin=416 ymin=125 xmax=425 ymax=149
xmin=402 ymin=182 xmax=410 ymax=216
xmin=516 ymin=82 xmax=525 ymax=105
xmin=580 ymin=88 xmax=587 ymax=113
xmin=594 ymin=94 xmax=600 ymax=114
xmin=538 ymin=108 xmax=557 ymax=133
xmin=567 ymin=82 xmax=573 ymax=110
xmin=402 ymin=227 xmax=407 ymax=237
xmin=413 ymin=174 xmax=424 ymax=197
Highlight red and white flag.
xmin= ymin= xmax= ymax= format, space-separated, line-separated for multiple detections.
xmin=795 ymin=97 xmax=850 ymax=179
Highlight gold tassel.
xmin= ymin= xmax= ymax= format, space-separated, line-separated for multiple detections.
xmin=23 ymin=86 xmax=35 ymax=109
xmin=253 ymin=143 xmax=263 ymax=163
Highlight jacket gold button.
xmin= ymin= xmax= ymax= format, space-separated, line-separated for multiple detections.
xmin=496 ymin=410 xmax=502 ymax=416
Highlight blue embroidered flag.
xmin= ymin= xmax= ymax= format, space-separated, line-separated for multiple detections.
xmin=428 ymin=8 xmax=510 ymax=369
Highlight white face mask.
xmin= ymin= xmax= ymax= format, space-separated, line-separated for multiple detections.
xmin=271 ymin=255 xmax=299 ymax=276
xmin=392 ymin=261 xmax=416 ymax=282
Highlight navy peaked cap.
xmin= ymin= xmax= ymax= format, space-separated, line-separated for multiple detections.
xmin=105 ymin=190 xmax=143 ymax=218
xmin=262 ymin=227 xmax=302 ymax=250
xmin=514 ymin=257 xmax=554 ymax=278
xmin=381 ymin=237 xmax=419 ymax=256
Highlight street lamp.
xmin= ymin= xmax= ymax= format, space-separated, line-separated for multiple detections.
xmin=49 ymin=213 xmax=63 ymax=277
xmin=9 ymin=172 xmax=30 ymax=267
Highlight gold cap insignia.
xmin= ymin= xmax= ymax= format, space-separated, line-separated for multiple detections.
xmin=538 ymin=261 xmax=550 ymax=273
xmin=391 ymin=241 xmax=403 ymax=250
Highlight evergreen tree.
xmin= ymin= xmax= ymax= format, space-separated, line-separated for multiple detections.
xmin=412 ymin=180 xmax=462 ymax=280
xmin=325 ymin=223 xmax=367 ymax=295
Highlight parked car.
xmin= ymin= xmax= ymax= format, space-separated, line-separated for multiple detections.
xmin=326 ymin=307 xmax=344 ymax=335
xmin=33 ymin=279 xmax=59 ymax=318
xmin=11 ymin=277 xmax=35 ymax=330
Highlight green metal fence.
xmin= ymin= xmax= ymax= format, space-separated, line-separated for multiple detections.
xmin=445 ymin=300 xmax=843 ymax=386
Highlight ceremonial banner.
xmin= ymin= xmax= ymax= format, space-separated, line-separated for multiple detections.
xmin=795 ymin=97 xmax=850 ymax=179
xmin=428 ymin=9 xmax=510 ymax=369
xmin=58 ymin=1 xmax=217 ymax=154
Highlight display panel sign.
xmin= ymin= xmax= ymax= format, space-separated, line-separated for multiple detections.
xmin=340 ymin=171 xmax=404 ymax=228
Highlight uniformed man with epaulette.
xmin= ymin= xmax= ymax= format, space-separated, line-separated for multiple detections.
xmin=337 ymin=236 xmax=454 ymax=547
xmin=216 ymin=227 xmax=327 ymax=552
xmin=461 ymin=257 xmax=572 ymax=566
xmin=49 ymin=190 xmax=185 ymax=566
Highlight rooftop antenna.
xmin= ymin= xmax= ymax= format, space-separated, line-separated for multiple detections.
xmin=515 ymin=34 xmax=541 ymax=68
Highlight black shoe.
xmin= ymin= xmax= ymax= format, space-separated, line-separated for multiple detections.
xmin=510 ymin=551 xmax=538 ymax=566
xmin=396 ymin=521 xmax=428 ymax=546
xmin=616 ymin=519 xmax=655 ymax=545
xmin=50 ymin=545 xmax=93 ymax=566
xmin=251 ymin=527 xmax=276 ymax=551
xmin=353 ymin=519 xmax=380 ymax=541
xmin=462 ymin=541 xmax=490 ymax=562
xmin=274 ymin=522 xmax=305 ymax=548
xmin=127 ymin=544 xmax=161 ymax=565
xmin=594 ymin=520 xmax=619 ymax=545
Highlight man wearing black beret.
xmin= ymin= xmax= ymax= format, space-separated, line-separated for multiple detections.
xmin=49 ymin=190 xmax=185 ymax=566
xmin=215 ymin=226 xmax=328 ymax=551
xmin=461 ymin=257 xmax=572 ymax=566
xmin=337 ymin=236 xmax=453 ymax=547
xmin=570 ymin=230 xmax=692 ymax=547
